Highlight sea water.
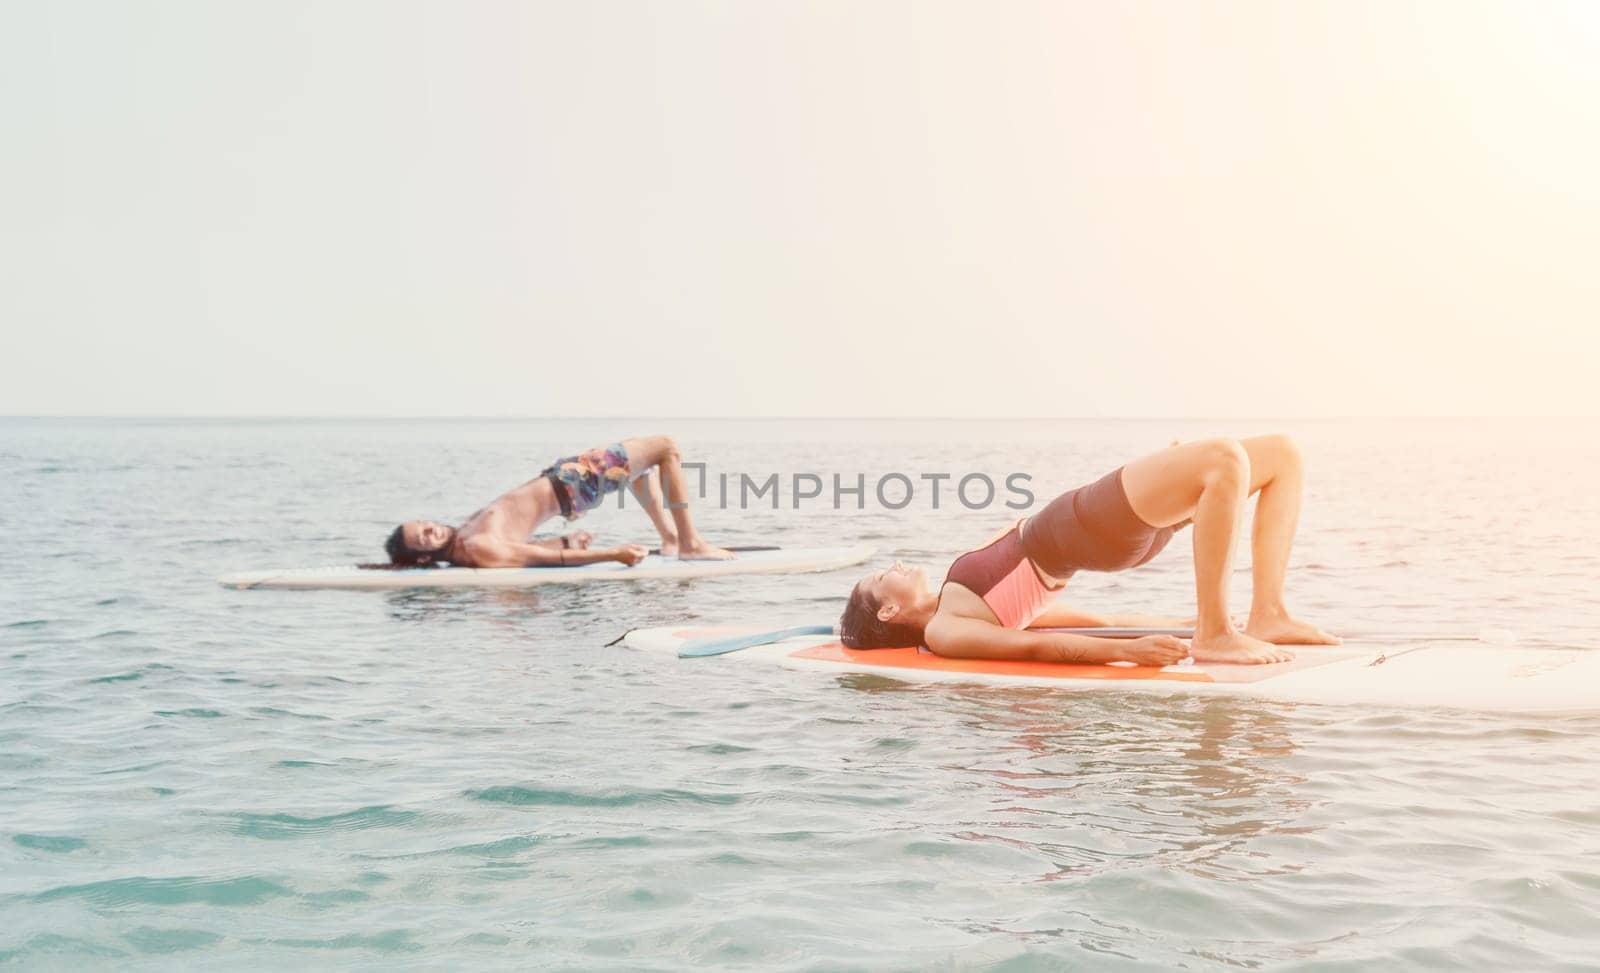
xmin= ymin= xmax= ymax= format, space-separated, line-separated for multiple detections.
xmin=2 ymin=417 xmax=1598 ymax=969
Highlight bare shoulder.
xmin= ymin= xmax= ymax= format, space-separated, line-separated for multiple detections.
xmin=923 ymin=588 xmax=997 ymax=654
xmin=456 ymin=533 xmax=510 ymax=568
xmin=934 ymin=582 xmax=1000 ymax=625
xmin=922 ymin=613 xmax=957 ymax=654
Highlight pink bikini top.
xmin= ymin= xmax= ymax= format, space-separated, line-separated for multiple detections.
xmin=940 ymin=520 xmax=1063 ymax=629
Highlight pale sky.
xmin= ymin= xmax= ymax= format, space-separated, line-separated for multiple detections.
xmin=3 ymin=1 xmax=1597 ymax=417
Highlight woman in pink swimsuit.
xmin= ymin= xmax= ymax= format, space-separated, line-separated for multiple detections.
xmin=839 ymin=435 xmax=1340 ymax=666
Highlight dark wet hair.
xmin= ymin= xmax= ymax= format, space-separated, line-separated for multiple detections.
xmin=839 ymin=581 xmax=925 ymax=649
xmin=380 ymin=523 xmax=445 ymax=568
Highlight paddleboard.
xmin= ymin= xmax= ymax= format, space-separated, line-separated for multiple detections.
xmin=621 ymin=625 xmax=1600 ymax=714
xmin=218 ymin=545 xmax=874 ymax=591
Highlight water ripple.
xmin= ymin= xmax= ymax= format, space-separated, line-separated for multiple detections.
xmin=467 ymin=785 xmax=743 ymax=808
xmin=225 ymin=805 xmax=424 ymax=840
xmin=32 ymin=875 xmax=292 ymax=908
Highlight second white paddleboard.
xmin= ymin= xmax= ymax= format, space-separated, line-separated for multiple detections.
xmin=219 ymin=545 xmax=874 ymax=590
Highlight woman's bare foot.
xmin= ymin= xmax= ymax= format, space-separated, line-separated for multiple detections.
xmin=1190 ymin=629 xmax=1296 ymax=665
xmin=677 ymin=536 xmax=736 ymax=561
xmin=1245 ymin=614 xmax=1342 ymax=646
xmin=657 ymin=534 xmax=680 ymax=558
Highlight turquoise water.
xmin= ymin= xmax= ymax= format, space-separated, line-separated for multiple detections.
xmin=3 ymin=417 xmax=1598 ymax=969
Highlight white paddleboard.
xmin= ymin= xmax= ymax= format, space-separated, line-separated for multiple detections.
xmin=219 ymin=545 xmax=874 ymax=591
xmin=622 ymin=625 xmax=1600 ymax=714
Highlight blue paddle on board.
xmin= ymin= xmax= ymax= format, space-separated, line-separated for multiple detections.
xmin=678 ymin=625 xmax=840 ymax=658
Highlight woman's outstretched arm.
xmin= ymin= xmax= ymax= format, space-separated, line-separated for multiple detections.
xmin=925 ymin=614 xmax=1187 ymax=666
xmin=1028 ymin=603 xmax=1189 ymax=630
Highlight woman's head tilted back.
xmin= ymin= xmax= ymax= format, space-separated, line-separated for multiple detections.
xmin=839 ymin=562 xmax=931 ymax=649
xmin=385 ymin=520 xmax=456 ymax=566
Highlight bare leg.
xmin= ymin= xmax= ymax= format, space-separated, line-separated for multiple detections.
xmin=619 ymin=435 xmax=733 ymax=560
xmin=1121 ymin=439 xmax=1292 ymax=664
xmin=627 ymin=468 xmax=681 ymax=555
xmin=1237 ymin=435 xmax=1340 ymax=645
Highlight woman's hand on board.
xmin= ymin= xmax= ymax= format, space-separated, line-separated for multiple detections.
xmin=1122 ymin=635 xmax=1190 ymax=667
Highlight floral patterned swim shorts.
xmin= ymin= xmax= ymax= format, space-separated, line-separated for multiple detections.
xmin=540 ymin=443 xmax=633 ymax=520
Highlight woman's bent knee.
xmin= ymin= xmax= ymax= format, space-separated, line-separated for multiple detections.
xmin=1270 ymin=433 xmax=1302 ymax=468
xmin=1199 ymin=438 xmax=1250 ymax=487
xmin=1246 ymin=433 xmax=1302 ymax=474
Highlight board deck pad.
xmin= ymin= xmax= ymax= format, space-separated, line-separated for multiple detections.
xmin=621 ymin=625 xmax=1600 ymax=714
xmin=219 ymin=546 xmax=874 ymax=590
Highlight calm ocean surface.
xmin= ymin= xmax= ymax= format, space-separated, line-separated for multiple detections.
xmin=2 ymin=417 xmax=1598 ymax=970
